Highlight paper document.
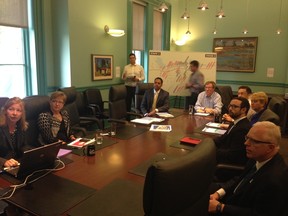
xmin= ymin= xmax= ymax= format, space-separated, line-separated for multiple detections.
xmin=150 ymin=124 xmax=172 ymax=132
xmin=131 ymin=117 xmax=164 ymax=125
xmin=202 ymin=127 xmax=226 ymax=135
xmin=157 ymin=112 xmax=174 ymax=118
xmin=206 ymin=122 xmax=222 ymax=128
xmin=68 ymin=138 xmax=95 ymax=148
xmin=194 ymin=113 xmax=210 ymax=116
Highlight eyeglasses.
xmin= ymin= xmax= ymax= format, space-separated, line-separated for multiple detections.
xmin=51 ymin=100 xmax=64 ymax=104
xmin=245 ymin=135 xmax=273 ymax=145
xmin=228 ymin=104 xmax=241 ymax=109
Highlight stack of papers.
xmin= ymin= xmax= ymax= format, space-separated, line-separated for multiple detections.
xmin=131 ymin=117 xmax=164 ymax=125
xmin=202 ymin=127 xmax=226 ymax=135
xmin=156 ymin=112 xmax=174 ymax=118
xmin=150 ymin=124 xmax=172 ymax=132
xmin=68 ymin=138 xmax=95 ymax=148
xmin=206 ymin=122 xmax=222 ymax=128
xmin=194 ymin=113 xmax=210 ymax=116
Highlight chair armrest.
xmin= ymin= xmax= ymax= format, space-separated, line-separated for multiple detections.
xmin=86 ymin=105 xmax=96 ymax=116
xmin=108 ymin=118 xmax=128 ymax=125
xmin=79 ymin=117 xmax=103 ymax=129
xmin=71 ymin=126 xmax=87 ymax=136
xmin=127 ymin=112 xmax=143 ymax=118
xmin=216 ymin=163 xmax=245 ymax=171
xmin=89 ymin=104 xmax=102 ymax=113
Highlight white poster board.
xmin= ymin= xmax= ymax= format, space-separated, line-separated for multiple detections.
xmin=148 ymin=51 xmax=217 ymax=96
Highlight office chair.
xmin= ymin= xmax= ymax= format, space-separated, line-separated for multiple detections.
xmin=268 ymin=96 xmax=287 ymax=133
xmin=84 ymin=88 xmax=109 ymax=119
xmin=134 ymin=83 xmax=154 ymax=114
xmin=143 ymin=138 xmax=216 ymax=216
xmin=215 ymin=85 xmax=233 ymax=114
xmin=23 ymin=95 xmax=51 ymax=147
xmin=59 ymin=87 xmax=103 ymax=135
xmin=0 ymin=97 xmax=9 ymax=109
xmin=109 ymin=85 xmax=142 ymax=124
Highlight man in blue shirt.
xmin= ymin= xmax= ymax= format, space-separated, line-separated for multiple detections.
xmin=195 ymin=81 xmax=222 ymax=115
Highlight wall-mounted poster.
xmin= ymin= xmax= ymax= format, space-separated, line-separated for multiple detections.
xmin=91 ymin=54 xmax=113 ymax=80
xmin=213 ymin=37 xmax=258 ymax=72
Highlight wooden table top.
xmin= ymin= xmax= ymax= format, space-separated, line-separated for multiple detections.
xmin=52 ymin=111 xmax=213 ymax=189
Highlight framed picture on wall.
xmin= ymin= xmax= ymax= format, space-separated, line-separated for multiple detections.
xmin=91 ymin=54 xmax=113 ymax=80
xmin=212 ymin=37 xmax=258 ymax=72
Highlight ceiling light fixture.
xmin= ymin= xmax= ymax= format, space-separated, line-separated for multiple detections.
xmin=104 ymin=25 xmax=125 ymax=37
xmin=212 ymin=18 xmax=218 ymax=34
xmin=181 ymin=0 xmax=190 ymax=19
xmin=159 ymin=2 xmax=168 ymax=12
xmin=197 ymin=1 xmax=208 ymax=11
xmin=242 ymin=0 xmax=249 ymax=34
xmin=216 ymin=0 xmax=226 ymax=18
xmin=276 ymin=0 xmax=283 ymax=35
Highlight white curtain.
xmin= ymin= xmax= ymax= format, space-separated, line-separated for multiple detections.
xmin=133 ymin=3 xmax=145 ymax=50
xmin=0 ymin=0 xmax=28 ymax=28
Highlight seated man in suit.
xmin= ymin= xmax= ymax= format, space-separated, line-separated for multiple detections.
xmin=141 ymin=77 xmax=169 ymax=116
xmin=195 ymin=81 xmax=223 ymax=115
xmin=209 ymin=121 xmax=288 ymax=216
xmin=222 ymin=86 xmax=255 ymax=123
xmin=250 ymin=92 xmax=280 ymax=126
xmin=214 ymin=97 xmax=251 ymax=166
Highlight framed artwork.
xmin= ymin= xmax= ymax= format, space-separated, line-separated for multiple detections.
xmin=91 ymin=54 xmax=113 ymax=80
xmin=212 ymin=37 xmax=258 ymax=72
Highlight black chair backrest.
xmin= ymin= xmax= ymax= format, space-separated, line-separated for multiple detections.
xmin=109 ymin=85 xmax=127 ymax=119
xmin=84 ymin=88 xmax=104 ymax=112
xmin=0 ymin=97 xmax=9 ymax=110
xmin=143 ymin=138 xmax=216 ymax=216
xmin=268 ymin=97 xmax=287 ymax=133
xmin=215 ymin=85 xmax=233 ymax=114
xmin=59 ymin=87 xmax=80 ymax=126
xmin=23 ymin=95 xmax=50 ymax=147
xmin=75 ymin=91 xmax=89 ymax=116
xmin=135 ymin=83 xmax=154 ymax=112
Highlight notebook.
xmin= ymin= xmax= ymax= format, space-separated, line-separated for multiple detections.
xmin=4 ymin=141 xmax=62 ymax=179
xmin=180 ymin=137 xmax=202 ymax=145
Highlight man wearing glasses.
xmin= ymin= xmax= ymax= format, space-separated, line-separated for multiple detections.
xmin=214 ymin=97 xmax=251 ymax=166
xmin=209 ymin=121 xmax=288 ymax=216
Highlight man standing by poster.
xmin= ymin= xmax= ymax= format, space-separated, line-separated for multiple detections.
xmin=122 ymin=53 xmax=145 ymax=112
xmin=185 ymin=60 xmax=204 ymax=109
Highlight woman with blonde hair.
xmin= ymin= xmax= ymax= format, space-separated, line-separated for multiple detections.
xmin=0 ymin=97 xmax=30 ymax=168
xmin=38 ymin=91 xmax=75 ymax=145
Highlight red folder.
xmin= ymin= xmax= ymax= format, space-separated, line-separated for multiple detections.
xmin=180 ymin=137 xmax=202 ymax=145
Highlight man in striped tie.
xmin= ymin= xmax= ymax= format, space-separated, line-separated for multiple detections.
xmin=141 ymin=77 xmax=169 ymax=117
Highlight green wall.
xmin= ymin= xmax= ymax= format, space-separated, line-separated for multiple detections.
xmin=170 ymin=0 xmax=288 ymax=94
xmin=43 ymin=0 xmax=288 ymax=96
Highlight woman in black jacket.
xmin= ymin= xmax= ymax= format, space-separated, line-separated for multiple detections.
xmin=0 ymin=97 xmax=29 ymax=168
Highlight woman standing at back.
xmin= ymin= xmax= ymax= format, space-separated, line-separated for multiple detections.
xmin=0 ymin=97 xmax=29 ymax=168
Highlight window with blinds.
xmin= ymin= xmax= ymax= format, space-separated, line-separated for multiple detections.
xmin=0 ymin=0 xmax=28 ymax=28
xmin=153 ymin=10 xmax=163 ymax=50
xmin=132 ymin=3 xmax=145 ymax=51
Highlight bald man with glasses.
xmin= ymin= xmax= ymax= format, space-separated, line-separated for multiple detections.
xmin=209 ymin=121 xmax=288 ymax=216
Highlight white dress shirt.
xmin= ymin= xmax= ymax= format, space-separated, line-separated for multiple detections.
xmin=122 ymin=64 xmax=145 ymax=87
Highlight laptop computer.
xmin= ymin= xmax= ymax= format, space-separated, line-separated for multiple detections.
xmin=4 ymin=141 xmax=62 ymax=179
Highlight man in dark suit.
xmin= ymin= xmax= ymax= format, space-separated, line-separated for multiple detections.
xmin=209 ymin=121 xmax=288 ymax=216
xmin=214 ymin=97 xmax=251 ymax=166
xmin=141 ymin=77 xmax=169 ymax=116
xmin=250 ymin=92 xmax=280 ymax=125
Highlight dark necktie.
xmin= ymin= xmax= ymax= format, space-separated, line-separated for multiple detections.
xmin=233 ymin=165 xmax=257 ymax=194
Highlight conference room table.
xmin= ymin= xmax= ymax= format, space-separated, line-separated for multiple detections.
xmin=0 ymin=109 xmax=216 ymax=215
